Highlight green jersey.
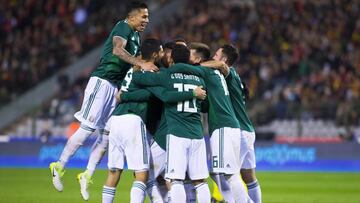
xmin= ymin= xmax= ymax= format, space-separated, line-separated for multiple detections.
xmin=153 ymin=109 xmax=167 ymax=150
xmin=132 ymin=68 xmax=206 ymax=139
xmin=226 ymin=68 xmax=254 ymax=132
xmin=169 ymin=63 xmax=240 ymax=134
xmin=92 ymin=20 xmax=141 ymax=86
xmin=121 ymin=85 xmax=167 ymax=150
xmin=113 ymin=68 xmax=194 ymax=123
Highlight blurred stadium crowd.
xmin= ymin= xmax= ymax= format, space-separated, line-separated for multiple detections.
xmin=0 ymin=0 xmax=132 ymax=105
xmin=148 ymin=0 xmax=360 ymax=126
xmin=1 ymin=0 xmax=360 ymax=136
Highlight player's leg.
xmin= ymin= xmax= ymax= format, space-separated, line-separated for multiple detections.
xmin=241 ymin=131 xmax=261 ymax=203
xmin=211 ymin=181 xmax=225 ymax=203
xmin=123 ymin=115 xmax=150 ymax=203
xmin=49 ymin=124 xmax=94 ymax=192
xmin=157 ymin=177 xmax=170 ymax=202
xmin=84 ymin=85 xmax=117 ymax=178
xmin=165 ymin=134 xmax=188 ymax=203
xmin=210 ymin=128 xmax=235 ymax=203
xmin=102 ymin=116 xmax=125 ymax=203
xmin=184 ymin=178 xmax=196 ymax=203
xmin=103 ymin=168 xmax=123 ymax=203
xmin=210 ymin=173 xmax=233 ymax=203
xmin=77 ymin=79 xmax=117 ymax=199
xmin=131 ymin=170 xmax=149 ymax=203
xmin=188 ymin=138 xmax=211 ymax=203
xmin=147 ymin=142 xmax=167 ymax=203
xmin=223 ymin=128 xmax=252 ymax=203
xmin=78 ymin=130 xmax=109 ymax=200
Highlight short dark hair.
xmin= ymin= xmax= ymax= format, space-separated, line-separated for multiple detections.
xmin=189 ymin=42 xmax=210 ymax=62
xmin=163 ymin=41 xmax=176 ymax=50
xmin=174 ymin=37 xmax=187 ymax=46
xmin=171 ymin=44 xmax=190 ymax=64
xmin=221 ymin=44 xmax=239 ymax=66
xmin=141 ymin=38 xmax=162 ymax=60
xmin=126 ymin=1 xmax=148 ymax=15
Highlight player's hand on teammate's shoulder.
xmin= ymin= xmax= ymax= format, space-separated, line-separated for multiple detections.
xmin=140 ymin=61 xmax=159 ymax=72
xmin=115 ymin=90 xmax=122 ymax=103
xmin=193 ymin=86 xmax=207 ymax=100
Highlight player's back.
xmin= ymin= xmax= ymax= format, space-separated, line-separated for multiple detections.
xmin=169 ymin=63 xmax=240 ymax=134
xmin=226 ymin=67 xmax=254 ymax=132
xmin=112 ymin=68 xmax=149 ymax=122
xmin=164 ymin=70 xmax=205 ymax=140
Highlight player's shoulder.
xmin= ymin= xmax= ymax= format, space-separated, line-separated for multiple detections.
xmin=113 ymin=20 xmax=131 ymax=31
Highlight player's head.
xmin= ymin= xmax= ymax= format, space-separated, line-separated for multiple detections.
xmin=189 ymin=42 xmax=210 ymax=65
xmin=174 ymin=38 xmax=187 ymax=47
xmin=161 ymin=41 xmax=176 ymax=67
xmin=213 ymin=44 xmax=239 ymax=66
xmin=141 ymin=38 xmax=164 ymax=65
xmin=126 ymin=1 xmax=149 ymax=32
xmin=171 ymin=44 xmax=190 ymax=64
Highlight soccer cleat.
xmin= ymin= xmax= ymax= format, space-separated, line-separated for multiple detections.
xmin=211 ymin=197 xmax=226 ymax=203
xmin=77 ymin=171 xmax=93 ymax=201
xmin=49 ymin=162 xmax=65 ymax=192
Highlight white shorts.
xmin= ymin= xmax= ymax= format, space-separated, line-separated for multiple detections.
xmin=107 ymin=114 xmax=150 ymax=171
xmin=210 ymin=127 xmax=246 ymax=174
xmin=240 ymin=130 xmax=256 ymax=169
xmin=149 ymin=141 xmax=166 ymax=179
xmin=74 ymin=76 xmax=117 ymax=130
xmin=165 ymin=134 xmax=209 ymax=180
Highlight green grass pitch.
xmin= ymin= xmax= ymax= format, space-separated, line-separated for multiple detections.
xmin=0 ymin=168 xmax=359 ymax=203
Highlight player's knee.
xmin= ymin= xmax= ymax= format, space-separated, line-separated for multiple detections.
xmin=240 ymin=168 xmax=256 ymax=183
xmin=106 ymin=168 xmax=122 ymax=187
xmin=135 ymin=170 xmax=149 ymax=183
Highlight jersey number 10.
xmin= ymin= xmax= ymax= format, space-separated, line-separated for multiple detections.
xmin=174 ymin=83 xmax=197 ymax=113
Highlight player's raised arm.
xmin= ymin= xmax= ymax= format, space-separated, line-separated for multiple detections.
xmin=117 ymin=89 xmax=152 ymax=103
xmin=201 ymin=60 xmax=230 ymax=76
xmin=169 ymin=63 xmax=207 ymax=78
xmin=113 ymin=37 xmax=158 ymax=72
xmin=132 ymin=71 xmax=165 ymax=86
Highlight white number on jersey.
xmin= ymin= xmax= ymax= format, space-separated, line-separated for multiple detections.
xmin=214 ymin=70 xmax=229 ymax=95
xmin=174 ymin=83 xmax=197 ymax=113
xmin=121 ymin=68 xmax=134 ymax=92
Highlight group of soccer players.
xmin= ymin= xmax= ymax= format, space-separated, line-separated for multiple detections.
xmin=49 ymin=1 xmax=261 ymax=203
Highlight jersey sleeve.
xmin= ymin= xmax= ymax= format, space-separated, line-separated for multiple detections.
xmin=169 ymin=63 xmax=207 ymax=78
xmin=147 ymin=86 xmax=194 ymax=103
xmin=113 ymin=21 xmax=132 ymax=40
xmin=121 ymin=89 xmax=152 ymax=102
xmin=132 ymin=71 xmax=166 ymax=86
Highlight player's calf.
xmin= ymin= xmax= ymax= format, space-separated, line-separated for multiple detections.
xmin=131 ymin=170 xmax=149 ymax=203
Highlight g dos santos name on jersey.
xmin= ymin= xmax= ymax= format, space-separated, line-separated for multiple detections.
xmin=170 ymin=73 xmax=200 ymax=82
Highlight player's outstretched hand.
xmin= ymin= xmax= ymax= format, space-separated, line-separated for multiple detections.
xmin=141 ymin=61 xmax=159 ymax=72
xmin=115 ymin=90 xmax=122 ymax=103
xmin=193 ymin=86 xmax=207 ymax=100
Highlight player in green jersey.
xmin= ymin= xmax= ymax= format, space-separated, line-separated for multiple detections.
xmin=213 ymin=45 xmax=261 ymax=203
xmin=102 ymin=39 xmax=206 ymax=203
xmin=131 ymin=44 xmax=211 ymax=203
xmin=49 ymin=2 xmax=157 ymax=201
xmin=165 ymin=59 xmax=252 ymax=202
